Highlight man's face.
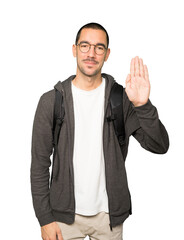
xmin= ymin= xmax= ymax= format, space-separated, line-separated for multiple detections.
xmin=73 ymin=28 xmax=110 ymax=78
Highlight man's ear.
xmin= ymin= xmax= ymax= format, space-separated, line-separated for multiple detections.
xmin=104 ymin=48 xmax=110 ymax=62
xmin=72 ymin=44 xmax=77 ymax=57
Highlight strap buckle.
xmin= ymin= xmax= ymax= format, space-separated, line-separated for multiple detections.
xmin=107 ymin=114 xmax=116 ymax=122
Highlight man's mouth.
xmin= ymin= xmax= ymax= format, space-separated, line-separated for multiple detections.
xmin=83 ymin=59 xmax=98 ymax=65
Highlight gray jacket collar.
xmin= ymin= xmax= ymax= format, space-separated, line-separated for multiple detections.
xmin=54 ymin=73 xmax=116 ymax=111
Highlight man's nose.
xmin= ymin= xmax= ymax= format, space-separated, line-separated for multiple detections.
xmin=87 ymin=46 xmax=96 ymax=57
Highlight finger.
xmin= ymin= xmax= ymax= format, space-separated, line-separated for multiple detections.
xmin=56 ymin=223 xmax=63 ymax=240
xmin=130 ymin=58 xmax=135 ymax=78
xmin=57 ymin=232 xmax=63 ymax=240
xmin=144 ymin=65 xmax=149 ymax=81
xmin=139 ymin=58 xmax=144 ymax=78
xmin=43 ymin=234 xmax=49 ymax=240
xmin=135 ymin=56 xmax=139 ymax=77
xmin=56 ymin=228 xmax=63 ymax=240
xmin=42 ymin=236 xmax=49 ymax=240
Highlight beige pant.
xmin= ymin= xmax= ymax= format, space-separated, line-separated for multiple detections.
xmin=56 ymin=211 xmax=123 ymax=240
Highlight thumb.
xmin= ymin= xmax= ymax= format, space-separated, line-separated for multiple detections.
xmin=125 ymin=74 xmax=131 ymax=86
xmin=125 ymin=74 xmax=131 ymax=92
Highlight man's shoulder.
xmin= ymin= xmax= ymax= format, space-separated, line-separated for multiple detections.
xmin=37 ymin=89 xmax=56 ymax=113
xmin=41 ymin=89 xmax=55 ymax=102
xmin=39 ymin=75 xmax=75 ymax=103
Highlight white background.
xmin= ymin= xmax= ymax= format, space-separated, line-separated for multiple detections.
xmin=0 ymin=0 xmax=183 ymax=239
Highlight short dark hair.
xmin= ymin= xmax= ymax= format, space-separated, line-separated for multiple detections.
xmin=75 ymin=22 xmax=109 ymax=48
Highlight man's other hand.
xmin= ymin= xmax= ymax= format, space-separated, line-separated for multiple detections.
xmin=41 ymin=222 xmax=63 ymax=240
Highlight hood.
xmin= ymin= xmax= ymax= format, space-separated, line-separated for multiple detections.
xmin=54 ymin=73 xmax=116 ymax=109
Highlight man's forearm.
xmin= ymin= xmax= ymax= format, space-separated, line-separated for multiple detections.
xmin=31 ymin=94 xmax=55 ymax=226
xmin=132 ymin=99 xmax=169 ymax=154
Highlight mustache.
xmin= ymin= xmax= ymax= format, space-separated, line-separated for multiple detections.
xmin=83 ymin=58 xmax=99 ymax=64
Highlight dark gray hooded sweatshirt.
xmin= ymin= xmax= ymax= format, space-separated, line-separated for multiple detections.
xmin=31 ymin=73 xmax=169 ymax=230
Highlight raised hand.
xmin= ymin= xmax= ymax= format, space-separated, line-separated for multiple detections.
xmin=125 ymin=56 xmax=150 ymax=107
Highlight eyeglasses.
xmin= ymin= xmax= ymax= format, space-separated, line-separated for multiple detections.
xmin=77 ymin=42 xmax=107 ymax=55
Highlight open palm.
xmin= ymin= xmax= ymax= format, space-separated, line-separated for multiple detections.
xmin=125 ymin=56 xmax=150 ymax=107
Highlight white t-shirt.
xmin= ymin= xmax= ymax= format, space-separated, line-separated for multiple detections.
xmin=71 ymin=78 xmax=109 ymax=215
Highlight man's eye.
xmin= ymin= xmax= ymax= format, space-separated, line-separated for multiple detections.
xmin=81 ymin=44 xmax=88 ymax=48
xmin=96 ymin=46 xmax=104 ymax=50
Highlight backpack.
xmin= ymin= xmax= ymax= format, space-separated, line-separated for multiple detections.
xmin=52 ymin=82 xmax=125 ymax=180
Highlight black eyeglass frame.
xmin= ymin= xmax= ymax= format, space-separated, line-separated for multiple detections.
xmin=76 ymin=41 xmax=107 ymax=55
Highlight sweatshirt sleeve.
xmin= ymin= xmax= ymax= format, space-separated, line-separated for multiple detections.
xmin=30 ymin=92 xmax=55 ymax=226
xmin=124 ymin=91 xmax=169 ymax=154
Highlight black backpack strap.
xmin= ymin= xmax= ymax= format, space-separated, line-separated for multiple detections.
xmin=52 ymin=89 xmax=65 ymax=146
xmin=108 ymin=82 xmax=125 ymax=146
xmin=51 ymin=89 xmax=65 ymax=181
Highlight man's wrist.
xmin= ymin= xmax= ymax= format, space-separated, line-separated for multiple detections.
xmin=132 ymin=100 xmax=148 ymax=107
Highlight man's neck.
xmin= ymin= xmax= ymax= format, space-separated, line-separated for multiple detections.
xmin=72 ymin=73 xmax=102 ymax=91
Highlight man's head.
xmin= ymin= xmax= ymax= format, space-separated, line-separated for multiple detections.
xmin=75 ymin=22 xmax=109 ymax=48
xmin=73 ymin=22 xmax=110 ymax=78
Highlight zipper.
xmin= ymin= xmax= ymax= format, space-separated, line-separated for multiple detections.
xmin=63 ymin=81 xmax=76 ymax=215
xmin=103 ymin=82 xmax=115 ymax=231
xmin=103 ymin=117 xmax=113 ymax=231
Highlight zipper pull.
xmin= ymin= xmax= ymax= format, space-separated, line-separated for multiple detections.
xmin=109 ymin=223 xmax=113 ymax=231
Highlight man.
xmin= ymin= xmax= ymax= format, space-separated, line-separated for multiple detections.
xmin=31 ymin=22 xmax=169 ymax=240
